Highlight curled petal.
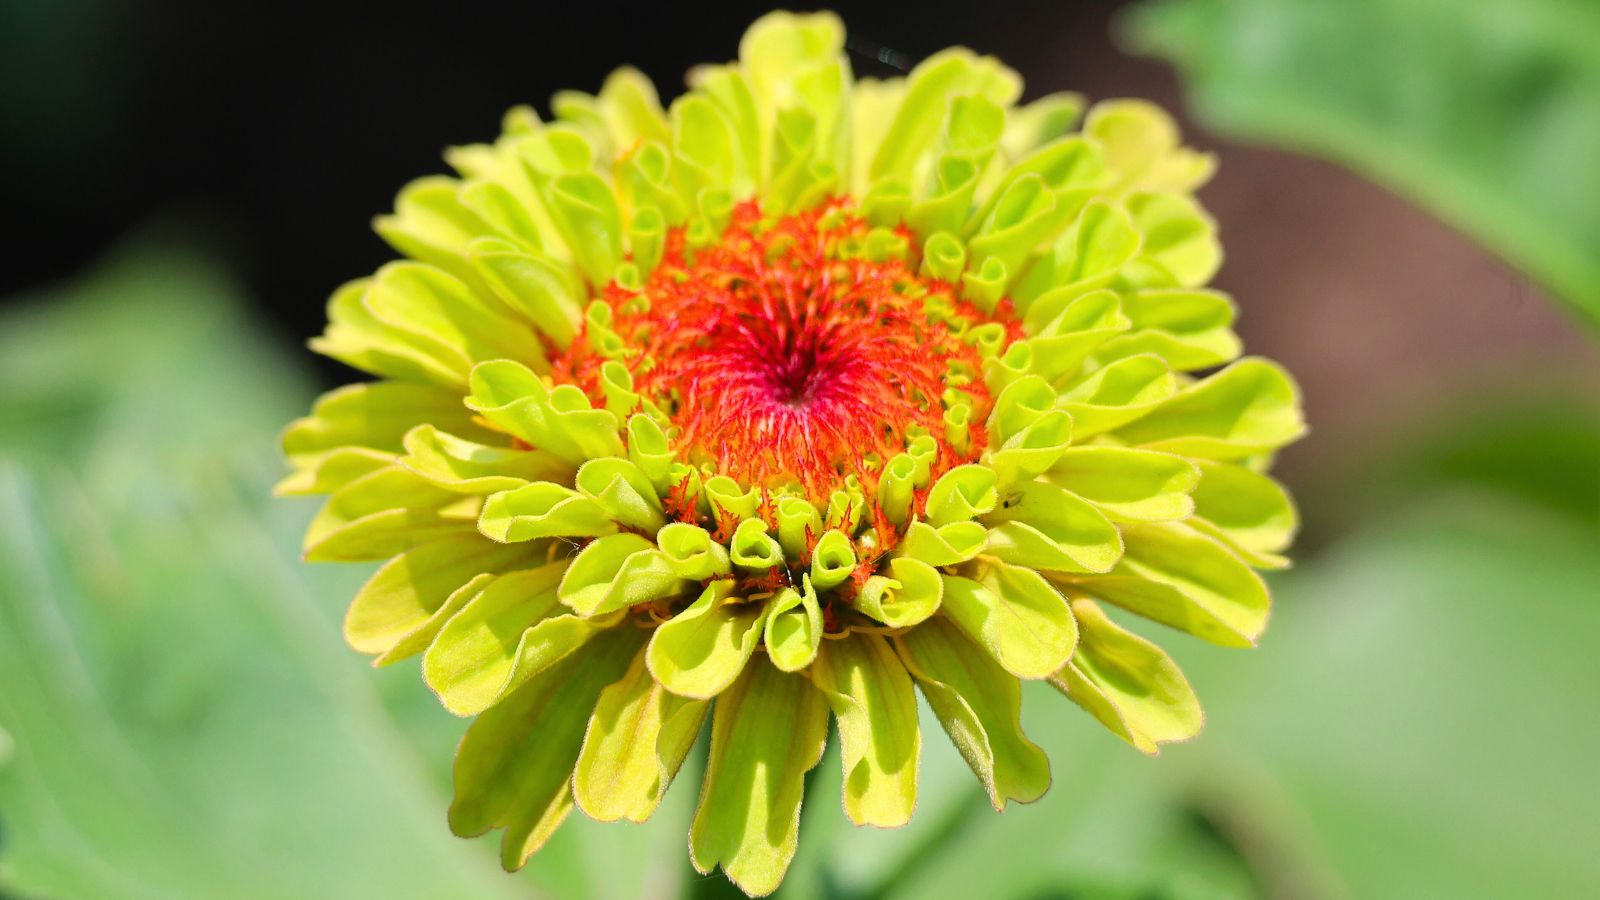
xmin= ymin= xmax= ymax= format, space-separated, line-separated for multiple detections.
xmin=647 ymin=581 xmax=769 ymax=699
xmin=558 ymin=533 xmax=691 ymax=616
xmin=811 ymin=633 xmax=920 ymax=827
xmin=1064 ymin=520 xmax=1270 ymax=647
xmin=941 ymin=562 xmax=1078 ymax=679
xmin=894 ymin=618 xmax=1050 ymax=810
xmin=573 ymin=644 xmax=708 ymax=823
xmin=449 ymin=625 xmax=645 ymax=870
xmin=689 ymin=654 xmax=829 ymax=897
xmin=1049 ymin=599 xmax=1202 ymax=754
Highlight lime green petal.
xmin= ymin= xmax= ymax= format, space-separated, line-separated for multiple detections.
xmin=988 ymin=409 xmax=1074 ymax=489
xmin=704 ymin=475 xmax=762 ymax=523
xmin=423 ymin=561 xmax=615 ymax=716
xmin=825 ymin=481 xmax=867 ymax=533
xmin=983 ymin=480 xmax=1123 ymax=574
xmin=448 ymin=139 xmax=570 ymax=267
xmin=1000 ymin=93 xmax=1085 ymax=159
xmin=767 ymin=107 xmax=831 ymax=215
xmin=876 ymin=452 xmax=919 ymax=525
xmin=1065 ymin=520 xmax=1270 ymax=647
xmin=516 ymin=126 xmax=625 ymax=286
xmin=283 ymin=380 xmax=492 ymax=472
xmin=987 ymin=375 xmax=1056 ymax=446
xmin=739 ymin=11 xmax=844 ymax=118
xmin=551 ymin=90 xmax=613 ymax=158
xmin=458 ymin=179 xmax=547 ymax=255
xmin=729 ymin=518 xmax=784 ymax=574
xmin=1058 ymin=352 xmax=1178 ymax=437
xmin=941 ymin=563 xmax=1078 ymax=680
xmin=619 ymin=142 xmax=691 ymax=227
xmin=646 ymin=580 xmax=768 ymax=699
xmin=969 ymin=174 xmax=1078 ymax=279
xmin=1094 ymin=288 xmax=1241 ymax=371
xmin=689 ymin=654 xmax=829 ymax=897
xmin=625 ymin=413 xmax=676 ymax=491
xmin=807 ymin=529 xmax=857 ymax=590
xmin=303 ymin=465 xmax=476 ymax=562
xmin=465 ymin=360 xmax=625 ymax=464
xmin=1045 ymin=446 xmax=1200 ymax=523
xmin=1049 ymin=599 xmax=1202 ymax=754
xmin=367 ymin=571 xmax=492 ymax=666
xmin=449 ymin=625 xmax=645 ymax=871
xmin=774 ymin=495 xmax=822 ymax=559
xmin=1084 ymin=98 xmax=1214 ymax=195
xmin=1124 ymin=191 xmax=1221 ymax=288
xmin=849 ymin=79 xmax=904 ymax=196
xmin=919 ymin=230 xmax=965 ymax=282
xmin=899 ymin=520 xmax=987 ymax=567
xmin=558 ymin=533 xmax=691 ymax=617
xmin=855 ymin=557 xmax=943 ymax=628
xmin=310 ymin=278 xmax=465 ymax=387
xmin=1017 ymin=201 xmax=1141 ymax=321
xmin=1092 ymin=323 xmax=1242 ymax=373
xmin=567 ymin=65 xmax=670 ymax=152
xmin=870 ymin=48 xmax=1021 ymax=185
xmin=907 ymin=156 xmax=982 ymax=238
xmin=973 ymin=137 xmax=1104 ymax=245
xmin=372 ymin=176 xmax=493 ymax=283
xmin=1188 ymin=519 xmax=1291 ymax=571
xmin=362 ymin=261 xmax=548 ymax=377
xmin=572 ymin=642 xmax=708 ymax=823
xmin=933 ymin=91 xmax=1007 ymax=171
xmin=574 ymin=457 xmax=667 ymax=532
xmin=671 ymin=94 xmax=746 ymax=198
xmin=479 ymin=481 xmax=615 ymax=543
xmin=1190 ymin=458 xmax=1299 ymax=557
xmin=893 ymin=617 xmax=1050 ymax=810
xmin=924 ymin=464 xmax=999 ymax=526
xmin=656 ymin=522 xmax=733 ymax=580
xmin=343 ymin=533 xmax=533 ymax=658
xmin=1112 ymin=357 xmax=1306 ymax=459
xmin=274 ymin=446 xmax=392 ymax=497
xmin=762 ymin=577 xmax=823 ymax=672
xmin=1014 ymin=289 xmax=1131 ymax=386
xmin=812 ymin=633 xmax=920 ymax=827
xmin=467 ymin=239 xmax=584 ymax=349
xmin=401 ymin=424 xmax=569 ymax=493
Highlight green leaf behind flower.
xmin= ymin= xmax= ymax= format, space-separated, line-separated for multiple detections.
xmin=1123 ymin=0 xmax=1600 ymax=329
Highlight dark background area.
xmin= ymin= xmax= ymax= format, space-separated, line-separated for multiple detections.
xmin=3 ymin=0 xmax=1088 ymax=346
xmin=6 ymin=0 xmax=1597 ymax=503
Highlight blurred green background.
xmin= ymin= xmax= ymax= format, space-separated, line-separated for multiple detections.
xmin=2 ymin=0 xmax=1597 ymax=897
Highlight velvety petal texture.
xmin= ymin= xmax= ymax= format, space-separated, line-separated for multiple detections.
xmin=282 ymin=10 xmax=1303 ymax=896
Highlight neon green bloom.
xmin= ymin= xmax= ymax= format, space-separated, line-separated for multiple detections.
xmin=281 ymin=11 xmax=1303 ymax=896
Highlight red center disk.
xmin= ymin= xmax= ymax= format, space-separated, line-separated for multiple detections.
xmin=556 ymin=201 xmax=1007 ymax=500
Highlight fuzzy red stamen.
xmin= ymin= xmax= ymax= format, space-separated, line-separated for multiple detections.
xmin=556 ymin=200 xmax=1011 ymax=503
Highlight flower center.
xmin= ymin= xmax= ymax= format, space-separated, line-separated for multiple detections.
xmin=555 ymin=201 xmax=1013 ymax=502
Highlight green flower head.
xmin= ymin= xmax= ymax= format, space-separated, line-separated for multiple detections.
xmin=282 ymin=11 xmax=1304 ymax=896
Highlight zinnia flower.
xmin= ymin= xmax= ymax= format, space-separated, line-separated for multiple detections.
xmin=281 ymin=11 xmax=1304 ymax=896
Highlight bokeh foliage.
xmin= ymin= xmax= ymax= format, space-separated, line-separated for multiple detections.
xmin=1124 ymin=0 xmax=1600 ymax=329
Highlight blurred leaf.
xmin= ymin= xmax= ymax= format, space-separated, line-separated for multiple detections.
xmin=1305 ymin=389 xmax=1600 ymax=536
xmin=1190 ymin=494 xmax=1600 ymax=897
xmin=1123 ymin=0 xmax=1600 ymax=329
xmin=0 ymin=232 xmax=616 ymax=897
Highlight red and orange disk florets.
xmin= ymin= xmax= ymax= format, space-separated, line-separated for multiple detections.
xmin=555 ymin=200 xmax=1019 ymax=504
